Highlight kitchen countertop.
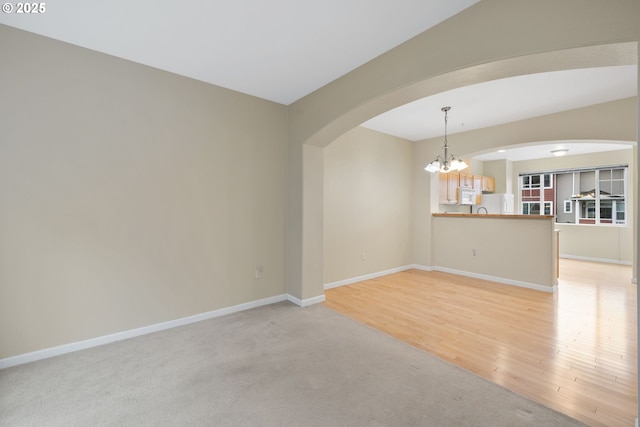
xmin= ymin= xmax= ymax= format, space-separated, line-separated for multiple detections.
xmin=432 ymin=213 xmax=554 ymax=219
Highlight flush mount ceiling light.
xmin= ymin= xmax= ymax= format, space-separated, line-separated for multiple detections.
xmin=551 ymin=148 xmax=569 ymax=157
xmin=424 ymin=107 xmax=468 ymax=173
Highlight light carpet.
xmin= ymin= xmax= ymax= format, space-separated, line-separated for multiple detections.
xmin=0 ymin=302 xmax=585 ymax=426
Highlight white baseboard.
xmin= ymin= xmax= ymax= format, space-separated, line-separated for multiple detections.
xmin=286 ymin=293 xmax=326 ymax=307
xmin=560 ymin=254 xmax=632 ymax=266
xmin=408 ymin=264 xmax=433 ymax=272
xmin=324 ymin=265 xmax=422 ymax=290
xmin=324 ymin=264 xmax=554 ymax=293
xmin=432 ymin=266 xmax=557 ymax=293
xmin=0 ymin=293 xmax=301 ymax=370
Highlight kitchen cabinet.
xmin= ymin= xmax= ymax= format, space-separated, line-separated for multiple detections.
xmin=459 ymin=172 xmax=474 ymax=188
xmin=473 ymin=175 xmax=483 ymax=204
xmin=439 ymin=171 xmax=459 ymax=204
xmin=460 ymin=173 xmax=483 ymax=203
xmin=439 ymin=172 xmax=495 ymax=205
xmin=482 ymin=176 xmax=495 ymax=193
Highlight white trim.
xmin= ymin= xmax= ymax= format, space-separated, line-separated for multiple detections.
xmin=323 ymin=263 xmax=557 ymax=294
xmin=408 ymin=264 xmax=433 ymax=272
xmin=0 ymin=294 xmax=289 ymax=370
xmin=286 ymin=293 xmax=326 ymax=307
xmin=324 ymin=265 xmax=425 ymax=290
xmin=433 ymin=266 xmax=557 ymax=293
xmin=560 ymin=254 xmax=632 ymax=265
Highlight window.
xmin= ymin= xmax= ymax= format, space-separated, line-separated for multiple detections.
xmin=520 ymin=165 xmax=627 ymax=225
xmin=594 ymin=199 xmax=626 ymax=224
xmin=520 ymin=173 xmax=553 ymax=216
xmin=531 ymin=175 xmax=540 ymax=188
xmin=599 ymin=168 xmax=624 ymax=196
xmin=522 ymin=202 xmax=540 ymax=215
xmin=580 ymin=201 xmax=596 ymax=220
xmin=600 ymin=200 xmax=612 ymax=221
xmin=564 ymin=200 xmax=572 ymax=213
xmin=616 ymin=202 xmax=625 ymax=223
xmin=521 ymin=173 xmax=552 ymax=189
xmin=573 ymin=167 xmax=626 ymax=225
xmin=522 ymin=201 xmax=552 ymax=216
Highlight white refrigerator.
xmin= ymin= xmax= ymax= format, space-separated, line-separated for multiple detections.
xmin=475 ymin=193 xmax=514 ymax=214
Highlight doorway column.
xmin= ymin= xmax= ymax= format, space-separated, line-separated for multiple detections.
xmin=286 ymin=139 xmax=325 ymax=305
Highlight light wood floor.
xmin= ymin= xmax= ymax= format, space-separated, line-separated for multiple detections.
xmin=323 ymin=259 xmax=637 ymax=427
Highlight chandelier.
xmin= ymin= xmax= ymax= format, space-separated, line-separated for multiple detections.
xmin=424 ymin=107 xmax=468 ymax=173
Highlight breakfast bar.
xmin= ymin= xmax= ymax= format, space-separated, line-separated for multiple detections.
xmin=431 ymin=213 xmax=558 ymax=291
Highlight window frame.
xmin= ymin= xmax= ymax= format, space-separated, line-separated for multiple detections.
xmin=564 ymin=200 xmax=572 ymax=213
xmin=519 ymin=165 xmax=627 ymax=226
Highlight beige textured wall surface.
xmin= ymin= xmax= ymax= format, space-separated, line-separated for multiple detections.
xmin=555 ymin=224 xmax=632 ymax=263
xmin=323 ymin=127 xmax=413 ymax=284
xmin=483 ymin=160 xmax=513 ymax=195
xmin=2 ymin=0 xmax=639 ymax=361
xmin=0 ymin=26 xmax=288 ymax=358
xmin=432 ymin=216 xmax=557 ymax=289
xmin=302 ymin=144 xmax=324 ymax=299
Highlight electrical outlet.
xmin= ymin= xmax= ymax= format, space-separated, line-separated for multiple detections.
xmin=362 ymin=252 xmax=367 ymax=261
xmin=472 ymin=249 xmax=477 ymax=257
xmin=255 ymin=266 xmax=263 ymax=278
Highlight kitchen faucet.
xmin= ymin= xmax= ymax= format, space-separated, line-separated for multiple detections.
xmin=476 ymin=207 xmax=488 ymax=214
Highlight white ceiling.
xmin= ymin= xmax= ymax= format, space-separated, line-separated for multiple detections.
xmin=1 ymin=1 xmax=637 ymax=162
xmin=0 ymin=0 xmax=480 ymax=105
xmin=361 ymin=66 xmax=637 ymax=141
xmin=361 ymin=65 xmax=638 ymax=161
xmin=471 ymin=141 xmax=633 ymax=162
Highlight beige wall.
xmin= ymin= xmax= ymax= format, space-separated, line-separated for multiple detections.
xmin=483 ymin=160 xmax=514 ymax=194
xmin=0 ymin=26 xmax=288 ymax=358
xmin=2 ymin=0 xmax=639 ymax=362
xmin=301 ymin=145 xmax=325 ymax=300
xmin=513 ymin=149 xmax=635 ymax=264
xmin=323 ymin=127 xmax=413 ymax=284
xmin=432 ymin=216 xmax=558 ymax=290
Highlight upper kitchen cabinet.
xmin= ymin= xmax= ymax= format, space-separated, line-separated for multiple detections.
xmin=439 ymin=172 xmax=495 ymax=205
xmin=459 ymin=172 xmax=474 ymax=188
xmin=473 ymin=175 xmax=483 ymax=204
xmin=482 ymin=176 xmax=495 ymax=193
xmin=439 ymin=171 xmax=460 ymax=204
